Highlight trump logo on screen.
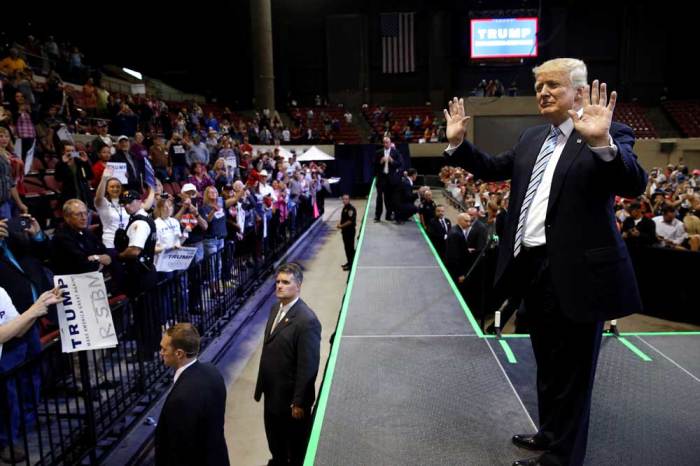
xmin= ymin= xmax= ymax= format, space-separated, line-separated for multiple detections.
xmin=470 ymin=18 xmax=538 ymax=59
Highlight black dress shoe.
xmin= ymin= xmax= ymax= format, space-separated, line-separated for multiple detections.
xmin=512 ymin=434 xmax=549 ymax=451
xmin=512 ymin=457 xmax=542 ymax=466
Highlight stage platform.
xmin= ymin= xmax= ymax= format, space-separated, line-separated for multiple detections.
xmin=305 ymin=183 xmax=700 ymax=466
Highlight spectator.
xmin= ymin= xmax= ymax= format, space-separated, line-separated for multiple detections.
xmin=653 ymin=206 xmax=687 ymax=249
xmin=0 ymin=128 xmax=28 ymax=216
xmin=621 ymin=201 xmax=657 ymax=249
xmin=112 ymin=104 xmax=138 ymax=137
xmin=14 ymin=101 xmax=36 ymax=169
xmin=111 ymin=135 xmax=145 ymax=193
xmin=0 ymin=49 xmax=28 ymax=76
xmin=683 ymin=212 xmax=700 ymax=251
xmin=130 ymin=132 xmax=148 ymax=162
xmin=187 ymin=162 xmax=214 ymax=193
xmin=50 ymin=199 xmax=111 ymax=275
xmin=175 ymin=184 xmax=208 ymax=264
xmin=92 ymin=120 xmax=114 ymax=155
xmin=54 ymin=141 xmax=93 ymax=207
xmin=0 ymin=214 xmax=52 ymax=463
xmin=186 ymin=134 xmax=209 ymax=167
xmin=0 ymin=287 xmax=60 ymax=463
xmin=91 ymin=145 xmax=112 ymax=187
xmin=82 ymin=78 xmax=98 ymax=116
xmin=149 ymin=136 xmax=170 ymax=182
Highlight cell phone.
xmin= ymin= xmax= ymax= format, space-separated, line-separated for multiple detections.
xmin=71 ymin=151 xmax=80 ymax=158
xmin=18 ymin=217 xmax=31 ymax=230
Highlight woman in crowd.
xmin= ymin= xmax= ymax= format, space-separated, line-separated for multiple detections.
xmin=0 ymin=127 xmax=29 ymax=217
xmin=187 ymin=162 xmax=214 ymax=193
xmin=201 ymin=185 xmax=227 ymax=295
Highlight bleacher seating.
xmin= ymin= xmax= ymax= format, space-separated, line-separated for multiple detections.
xmin=613 ymin=102 xmax=658 ymax=139
xmin=662 ymin=100 xmax=700 ymax=137
xmin=362 ymin=105 xmax=439 ymax=143
xmin=295 ymin=107 xmax=363 ymax=144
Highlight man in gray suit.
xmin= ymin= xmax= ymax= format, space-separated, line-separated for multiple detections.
xmin=255 ymin=263 xmax=322 ymax=466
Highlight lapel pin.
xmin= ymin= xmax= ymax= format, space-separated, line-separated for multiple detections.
xmin=576 ymin=138 xmax=582 ymax=144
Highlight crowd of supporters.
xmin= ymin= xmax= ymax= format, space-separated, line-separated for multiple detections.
xmin=363 ymin=104 xmax=447 ymax=144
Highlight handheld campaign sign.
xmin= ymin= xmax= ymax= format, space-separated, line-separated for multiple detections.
xmin=155 ymin=246 xmax=197 ymax=272
xmin=106 ymin=162 xmax=128 ymax=184
xmin=54 ymin=272 xmax=118 ymax=353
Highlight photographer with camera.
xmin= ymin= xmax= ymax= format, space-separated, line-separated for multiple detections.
xmin=54 ymin=141 xmax=93 ymax=207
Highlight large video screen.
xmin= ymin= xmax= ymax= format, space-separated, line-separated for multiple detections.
xmin=470 ymin=17 xmax=538 ymax=59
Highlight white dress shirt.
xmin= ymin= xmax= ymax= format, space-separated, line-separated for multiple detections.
xmin=272 ymin=296 xmax=300 ymax=332
xmin=383 ymin=149 xmax=391 ymax=174
xmin=652 ymin=216 xmax=687 ymax=245
xmin=173 ymin=358 xmax=197 ymax=384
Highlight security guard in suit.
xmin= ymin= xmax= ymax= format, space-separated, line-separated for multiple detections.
xmin=336 ymin=195 xmax=357 ymax=271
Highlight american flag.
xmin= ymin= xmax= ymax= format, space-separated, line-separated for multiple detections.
xmin=381 ymin=12 xmax=415 ymax=74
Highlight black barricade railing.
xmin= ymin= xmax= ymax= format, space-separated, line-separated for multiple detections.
xmin=0 ymin=202 xmax=318 ymax=465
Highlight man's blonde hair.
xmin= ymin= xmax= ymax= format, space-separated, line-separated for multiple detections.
xmin=533 ymin=58 xmax=588 ymax=89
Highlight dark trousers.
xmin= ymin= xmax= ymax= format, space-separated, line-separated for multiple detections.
xmin=264 ymin=408 xmax=312 ymax=466
xmin=342 ymin=228 xmax=355 ymax=265
xmin=374 ymin=182 xmax=395 ymax=220
xmin=514 ymin=246 xmax=603 ymax=466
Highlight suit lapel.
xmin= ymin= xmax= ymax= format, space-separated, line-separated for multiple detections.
xmin=546 ymin=129 xmax=586 ymax=220
xmin=266 ymin=299 xmax=301 ymax=342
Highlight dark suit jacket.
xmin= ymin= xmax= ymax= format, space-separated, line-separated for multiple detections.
xmin=50 ymin=225 xmax=106 ymax=275
xmin=445 ymin=225 xmax=469 ymax=280
xmin=255 ymin=298 xmax=321 ymax=415
xmin=621 ymin=216 xmax=657 ymax=248
xmin=466 ymin=219 xmax=489 ymax=252
xmin=374 ymin=147 xmax=402 ymax=186
xmin=155 ymin=361 xmax=229 ymax=466
xmin=428 ymin=217 xmax=451 ymax=255
xmin=447 ymin=121 xmax=647 ymax=321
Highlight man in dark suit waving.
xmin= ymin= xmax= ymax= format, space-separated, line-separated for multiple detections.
xmin=155 ymin=323 xmax=229 ymax=466
xmin=443 ymin=58 xmax=646 ymax=466
xmin=255 ymin=263 xmax=322 ymax=466
xmin=374 ymin=136 xmax=402 ymax=222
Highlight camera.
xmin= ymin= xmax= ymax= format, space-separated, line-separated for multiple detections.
xmin=18 ymin=217 xmax=31 ymax=230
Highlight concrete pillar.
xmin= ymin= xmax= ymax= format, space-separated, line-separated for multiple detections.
xmin=250 ymin=0 xmax=275 ymax=111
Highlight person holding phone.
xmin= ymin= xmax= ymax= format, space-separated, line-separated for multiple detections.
xmin=54 ymin=141 xmax=93 ymax=207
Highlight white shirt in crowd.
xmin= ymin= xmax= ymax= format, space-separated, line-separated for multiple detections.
xmin=127 ymin=208 xmax=151 ymax=249
xmin=96 ymin=199 xmax=129 ymax=249
xmin=383 ymin=148 xmax=391 ymax=174
xmin=155 ymin=217 xmax=182 ymax=251
xmin=653 ymin=216 xmax=687 ymax=245
xmin=0 ymin=287 xmax=20 ymax=360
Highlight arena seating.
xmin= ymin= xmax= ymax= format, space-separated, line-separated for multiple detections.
xmin=662 ymin=100 xmax=700 ymax=137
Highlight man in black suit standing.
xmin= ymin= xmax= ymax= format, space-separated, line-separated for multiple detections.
xmin=395 ymin=168 xmax=419 ymax=223
xmin=444 ymin=58 xmax=646 ymax=466
xmin=374 ymin=136 xmax=402 ymax=222
xmin=445 ymin=213 xmax=473 ymax=285
xmin=155 ymin=323 xmax=229 ymax=466
xmin=255 ymin=263 xmax=322 ymax=466
xmin=427 ymin=205 xmax=451 ymax=259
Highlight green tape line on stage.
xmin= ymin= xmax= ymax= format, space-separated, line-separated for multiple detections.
xmin=304 ymin=179 xmax=375 ymax=466
xmin=617 ymin=337 xmax=653 ymax=362
xmin=414 ymin=217 xmax=485 ymax=338
xmin=498 ymin=339 xmax=518 ymax=364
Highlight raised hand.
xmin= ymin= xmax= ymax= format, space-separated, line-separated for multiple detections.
xmin=443 ymin=97 xmax=471 ymax=146
xmin=568 ymin=80 xmax=616 ymax=147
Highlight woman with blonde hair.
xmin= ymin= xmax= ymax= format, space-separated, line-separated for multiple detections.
xmin=683 ymin=212 xmax=700 ymax=251
xmin=0 ymin=127 xmax=29 ymax=217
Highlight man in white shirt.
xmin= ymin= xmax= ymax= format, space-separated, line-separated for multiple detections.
xmin=443 ymin=58 xmax=647 ymax=466
xmin=653 ymin=206 xmax=688 ymax=248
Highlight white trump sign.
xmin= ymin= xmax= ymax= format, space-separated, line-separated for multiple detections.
xmin=155 ymin=247 xmax=197 ymax=272
xmin=54 ymin=272 xmax=118 ymax=353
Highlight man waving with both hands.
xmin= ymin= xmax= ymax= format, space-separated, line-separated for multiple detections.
xmin=443 ymin=58 xmax=647 ymax=466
